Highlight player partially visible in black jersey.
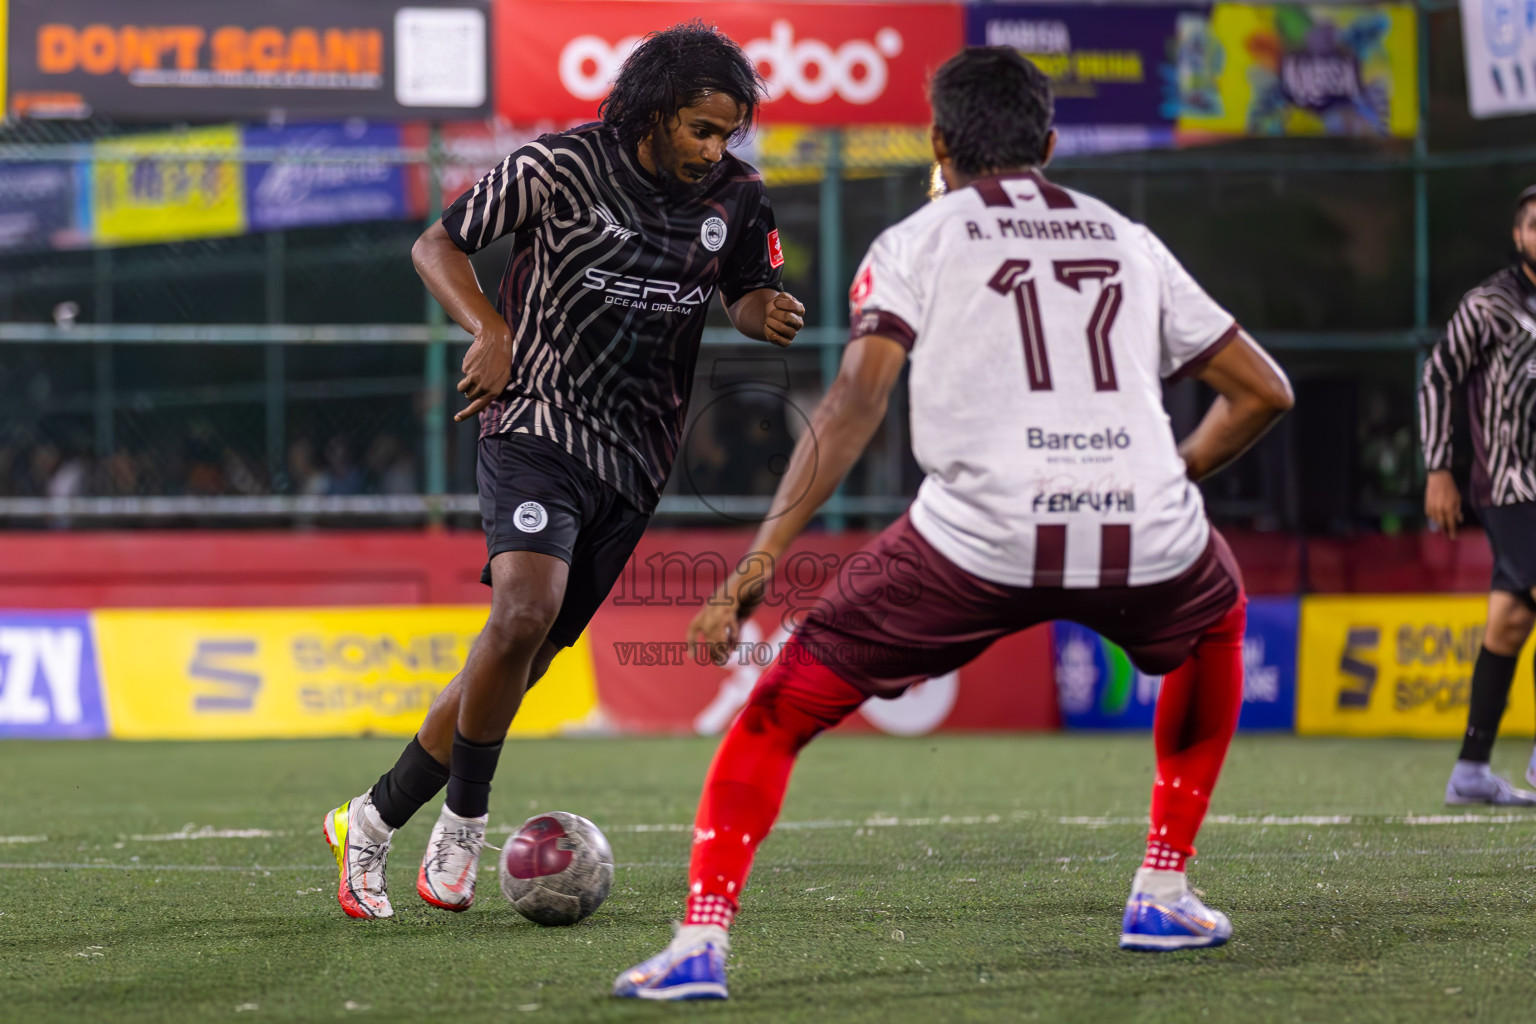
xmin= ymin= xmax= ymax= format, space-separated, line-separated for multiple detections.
xmin=1421 ymin=185 xmax=1536 ymax=806
xmin=321 ymin=23 xmax=806 ymax=919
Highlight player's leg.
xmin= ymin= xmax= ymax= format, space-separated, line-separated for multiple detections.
xmin=324 ymin=434 xmax=588 ymax=918
xmin=325 ymin=553 xmax=567 ymax=919
xmin=1449 ymin=502 xmax=1536 ymax=803
xmin=420 ymin=485 xmax=652 ymax=911
xmin=1446 ymin=590 xmax=1536 ymax=804
xmin=616 ymin=515 xmax=1006 ymax=1000
xmin=613 ymin=640 xmax=867 ymax=1000
xmin=366 ymin=640 xmax=561 ymax=834
xmin=321 ymin=641 xmax=562 ymax=919
xmin=415 ymin=549 xmax=569 ymax=911
xmin=1120 ymin=594 xmax=1245 ymax=951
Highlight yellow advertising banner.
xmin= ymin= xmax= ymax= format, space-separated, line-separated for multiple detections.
xmin=94 ymin=606 xmax=599 ymax=740
xmin=92 ymin=124 xmax=246 ymax=246
xmin=755 ymin=125 xmax=931 ymax=186
xmin=1297 ymin=595 xmax=1534 ymax=738
xmin=1176 ymin=4 xmax=1418 ymax=139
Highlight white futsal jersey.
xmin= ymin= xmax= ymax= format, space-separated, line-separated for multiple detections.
xmin=849 ymin=171 xmax=1238 ymax=589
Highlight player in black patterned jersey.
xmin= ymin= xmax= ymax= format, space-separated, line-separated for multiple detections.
xmin=320 ymin=23 xmax=806 ymax=920
xmin=1420 ymin=185 xmax=1536 ymax=806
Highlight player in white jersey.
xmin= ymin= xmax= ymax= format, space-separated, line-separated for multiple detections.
xmin=615 ymin=48 xmax=1293 ymax=1000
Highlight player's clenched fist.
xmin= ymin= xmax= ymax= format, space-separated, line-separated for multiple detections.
xmin=763 ymin=292 xmax=805 ymax=348
xmin=455 ymin=321 xmax=513 ymax=422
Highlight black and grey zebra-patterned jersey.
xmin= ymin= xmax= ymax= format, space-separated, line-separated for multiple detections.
xmin=1419 ymin=264 xmax=1536 ymax=507
xmin=440 ymin=123 xmax=783 ymax=514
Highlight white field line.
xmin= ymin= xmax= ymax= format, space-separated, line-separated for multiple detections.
xmin=42 ymin=811 xmax=1536 ymax=846
xmin=8 ymin=845 xmax=1536 ymax=874
xmin=0 ymin=811 xmax=1523 ymax=856
xmin=127 ymin=826 xmax=285 ymax=842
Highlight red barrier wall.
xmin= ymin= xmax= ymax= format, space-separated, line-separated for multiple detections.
xmin=0 ymin=528 xmax=1498 ymax=609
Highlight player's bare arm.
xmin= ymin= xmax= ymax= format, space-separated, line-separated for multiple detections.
xmin=410 ymin=220 xmax=513 ymax=422
xmin=688 ymin=334 xmax=908 ymax=664
xmin=1424 ymin=469 xmax=1463 ymax=540
xmin=1177 ymin=330 xmax=1294 ymax=481
xmin=726 ymin=288 xmax=805 ymax=346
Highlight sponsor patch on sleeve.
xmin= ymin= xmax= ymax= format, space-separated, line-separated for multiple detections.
xmin=768 ymin=229 xmax=785 ymax=269
xmin=848 ymin=265 xmax=874 ymax=313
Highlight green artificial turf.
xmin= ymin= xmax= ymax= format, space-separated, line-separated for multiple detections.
xmin=3 ymin=734 xmax=1536 ymax=1022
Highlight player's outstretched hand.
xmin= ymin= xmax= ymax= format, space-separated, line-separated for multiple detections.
xmin=1425 ymin=469 xmax=1463 ymax=540
xmin=455 ymin=321 xmax=513 ymax=423
xmin=764 ymin=292 xmax=805 ymax=348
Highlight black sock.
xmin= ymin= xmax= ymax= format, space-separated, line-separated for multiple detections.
xmin=371 ymin=736 xmax=451 ymax=830
xmin=446 ymin=730 xmax=503 ymax=819
xmin=1459 ymin=646 xmax=1519 ymax=762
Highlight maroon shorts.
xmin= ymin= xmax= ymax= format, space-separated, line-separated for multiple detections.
xmin=796 ymin=514 xmax=1244 ymax=697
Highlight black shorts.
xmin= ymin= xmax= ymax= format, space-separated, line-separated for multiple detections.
xmin=1482 ymin=501 xmax=1536 ymax=609
xmin=478 ymin=432 xmax=650 ymax=648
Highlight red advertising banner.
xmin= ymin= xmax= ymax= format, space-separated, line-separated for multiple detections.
xmin=582 ymin=529 xmax=1058 ymax=736
xmin=493 ymin=0 xmax=963 ymax=126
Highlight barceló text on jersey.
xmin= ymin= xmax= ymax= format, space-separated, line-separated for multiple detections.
xmin=1027 ymin=427 xmax=1132 ymax=451
xmin=583 ymin=268 xmax=709 ymax=314
xmin=967 ymin=219 xmax=1117 ymax=242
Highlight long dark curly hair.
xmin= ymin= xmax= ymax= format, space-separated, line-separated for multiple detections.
xmin=600 ymin=21 xmax=764 ymax=149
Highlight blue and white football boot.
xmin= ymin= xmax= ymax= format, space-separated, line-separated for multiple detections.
xmin=1119 ymin=868 xmax=1232 ymax=952
xmin=613 ymin=924 xmax=730 ymax=1000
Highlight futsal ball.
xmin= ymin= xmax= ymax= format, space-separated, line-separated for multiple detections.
xmin=498 ymin=811 xmax=614 ymax=926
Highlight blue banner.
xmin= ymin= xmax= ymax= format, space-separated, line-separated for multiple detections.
xmin=0 ymin=612 xmax=108 ymax=739
xmin=243 ymin=122 xmax=408 ymax=233
xmin=967 ymin=4 xmax=1198 ymax=155
xmin=1054 ymin=597 xmax=1299 ymax=731
xmin=0 ymin=162 xmax=83 ymax=253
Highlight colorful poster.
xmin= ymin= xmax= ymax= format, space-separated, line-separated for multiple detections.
xmin=244 ymin=122 xmax=409 ymax=232
xmin=1053 ymin=597 xmax=1299 ymax=731
xmin=0 ymin=612 xmax=108 ymax=740
xmin=91 ymin=125 xmax=246 ymax=246
xmin=1175 ymin=4 xmax=1418 ymax=139
xmin=93 ymin=607 xmax=600 ymax=740
xmin=1297 ymin=595 xmax=1532 ymax=738
xmin=1460 ymin=0 xmax=1536 ymax=118
xmin=7 ymin=0 xmax=489 ymax=122
xmin=967 ymin=4 xmax=1195 ymax=156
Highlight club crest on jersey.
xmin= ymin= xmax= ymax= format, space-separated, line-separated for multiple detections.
xmin=701 ymin=217 xmax=728 ymax=252
xmin=514 ymin=501 xmax=548 ymax=533
xmin=768 ymin=228 xmax=785 ymax=268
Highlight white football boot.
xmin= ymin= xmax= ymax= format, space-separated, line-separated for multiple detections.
xmin=417 ymin=804 xmax=488 ymax=911
xmin=321 ymin=790 xmax=395 ymax=920
xmin=1446 ymin=760 xmax=1536 ymax=806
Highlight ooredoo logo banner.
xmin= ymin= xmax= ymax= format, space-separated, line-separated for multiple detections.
xmin=494 ymin=0 xmax=963 ymax=125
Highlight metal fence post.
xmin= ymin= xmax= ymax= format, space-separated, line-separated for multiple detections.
xmin=1411 ymin=2 xmax=1432 ymax=489
xmin=264 ymin=230 xmax=286 ymax=489
xmin=819 ymin=128 xmax=846 ymax=530
xmin=423 ymin=125 xmax=449 ymax=516
xmin=92 ymin=246 xmax=114 ymax=464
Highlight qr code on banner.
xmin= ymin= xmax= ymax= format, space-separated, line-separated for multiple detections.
xmin=395 ymin=7 xmax=487 ymax=108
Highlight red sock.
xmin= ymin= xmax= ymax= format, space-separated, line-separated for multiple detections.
xmin=684 ymin=640 xmax=866 ymax=929
xmin=1144 ymin=595 xmax=1247 ymax=873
